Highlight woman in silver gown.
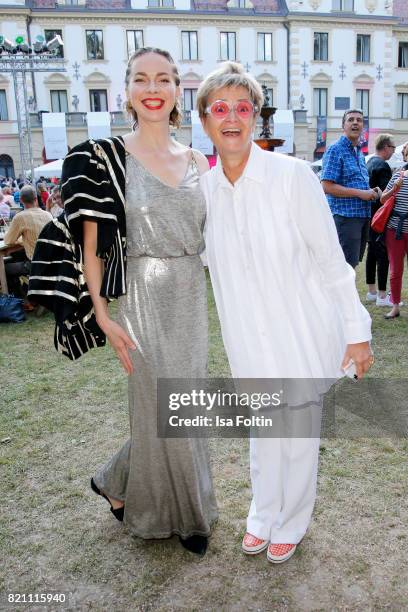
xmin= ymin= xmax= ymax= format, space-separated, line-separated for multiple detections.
xmin=84 ymin=48 xmax=217 ymax=555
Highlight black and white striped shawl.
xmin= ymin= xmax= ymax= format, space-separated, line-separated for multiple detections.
xmin=28 ymin=136 xmax=127 ymax=360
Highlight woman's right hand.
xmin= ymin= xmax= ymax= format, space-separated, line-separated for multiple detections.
xmin=98 ymin=318 xmax=137 ymax=375
xmin=82 ymin=221 xmax=136 ymax=374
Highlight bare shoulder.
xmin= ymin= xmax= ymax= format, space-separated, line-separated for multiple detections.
xmin=121 ymin=132 xmax=134 ymax=148
xmin=172 ymin=143 xmax=209 ymax=174
xmin=191 ymin=148 xmax=210 ymax=175
xmin=175 ymin=142 xmax=209 ymax=174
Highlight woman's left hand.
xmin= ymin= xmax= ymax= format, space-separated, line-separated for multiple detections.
xmin=341 ymin=342 xmax=374 ymax=379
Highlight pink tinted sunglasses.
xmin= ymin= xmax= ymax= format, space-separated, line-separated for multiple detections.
xmin=205 ymin=99 xmax=259 ymax=120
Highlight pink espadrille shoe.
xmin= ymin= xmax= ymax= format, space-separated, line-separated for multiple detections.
xmin=242 ymin=532 xmax=269 ymax=555
xmin=267 ymin=543 xmax=297 ymax=563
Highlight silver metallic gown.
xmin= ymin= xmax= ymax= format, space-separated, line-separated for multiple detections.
xmin=93 ymin=152 xmax=218 ymax=539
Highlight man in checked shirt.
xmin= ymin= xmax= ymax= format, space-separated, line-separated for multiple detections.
xmin=321 ymin=109 xmax=379 ymax=268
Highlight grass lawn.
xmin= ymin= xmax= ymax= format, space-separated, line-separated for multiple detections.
xmin=1 ymin=266 xmax=407 ymax=611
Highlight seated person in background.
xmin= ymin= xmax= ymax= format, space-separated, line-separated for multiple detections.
xmin=2 ymin=187 xmax=15 ymax=207
xmin=3 ymin=185 xmax=52 ymax=303
xmin=46 ymin=186 xmax=64 ymax=218
xmin=0 ymin=192 xmax=11 ymax=221
xmin=37 ymin=183 xmax=49 ymax=210
xmin=13 ymin=186 xmax=21 ymax=208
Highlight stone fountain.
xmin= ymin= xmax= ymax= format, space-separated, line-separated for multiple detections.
xmin=254 ymin=85 xmax=285 ymax=152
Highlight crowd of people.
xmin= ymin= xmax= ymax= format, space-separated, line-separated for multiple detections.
xmin=321 ymin=112 xmax=408 ymax=319
xmin=1 ymin=177 xmax=63 ymax=312
xmin=0 ymin=177 xmax=64 ymax=220
xmin=2 ymin=185 xmax=52 ymax=311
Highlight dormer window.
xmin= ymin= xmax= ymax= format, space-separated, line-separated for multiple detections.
xmin=148 ymin=0 xmax=174 ymax=6
xmin=332 ymin=0 xmax=354 ymax=10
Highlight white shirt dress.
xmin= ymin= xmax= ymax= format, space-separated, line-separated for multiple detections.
xmin=200 ymin=143 xmax=373 ymax=543
xmin=201 ymin=142 xmax=372 ymax=382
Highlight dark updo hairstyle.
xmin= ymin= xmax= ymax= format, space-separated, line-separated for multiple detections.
xmin=125 ymin=47 xmax=182 ymax=129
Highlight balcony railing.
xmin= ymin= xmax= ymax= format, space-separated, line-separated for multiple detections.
xmin=29 ymin=111 xmax=130 ymax=127
xmin=29 ymin=111 xmax=194 ymax=127
xmin=28 ymin=109 xmax=306 ymax=128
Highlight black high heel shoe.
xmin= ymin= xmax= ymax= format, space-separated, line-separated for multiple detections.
xmin=384 ymin=311 xmax=400 ymax=319
xmin=90 ymin=478 xmax=124 ymax=522
xmin=179 ymin=535 xmax=208 ymax=556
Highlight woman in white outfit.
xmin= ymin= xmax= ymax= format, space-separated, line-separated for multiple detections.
xmin=197 ymin=62 xmax=374 ymax=564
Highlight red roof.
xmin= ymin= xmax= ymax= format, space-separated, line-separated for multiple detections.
xmin=394 ymin=0 xmax=408 ymax=24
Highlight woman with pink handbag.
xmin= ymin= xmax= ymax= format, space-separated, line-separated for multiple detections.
xmin=380 ymin=143 xmax=408 ymax=319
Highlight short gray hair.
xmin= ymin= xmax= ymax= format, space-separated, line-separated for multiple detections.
xmin=196 ymin=61 xmax=263 ymax=119
xmin=20 ymin=185 xmax=37 ymax=205
xmin=374 ymin=133 xmax=394 ymax=151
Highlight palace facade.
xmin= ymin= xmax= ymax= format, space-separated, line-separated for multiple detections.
xmin=0 ymin=0 xmax=406 ymax=175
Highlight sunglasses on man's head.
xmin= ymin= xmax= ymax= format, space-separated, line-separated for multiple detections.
xmin=205 ymin=99 xmax=258 ymax=120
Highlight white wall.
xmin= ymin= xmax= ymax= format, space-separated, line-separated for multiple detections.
xmin=295 ymin=21 xmax=394 ymax=127
xmin=27 ymin=20 xmax=289 ymax=115
xmin=288 ymin=0 xmax=389 ymax=16
xmin=1 ymin=3 xmax=406 ymax=166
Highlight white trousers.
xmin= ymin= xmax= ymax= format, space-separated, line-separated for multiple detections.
xmin=247 ymin=404 xmax=322 ymax=544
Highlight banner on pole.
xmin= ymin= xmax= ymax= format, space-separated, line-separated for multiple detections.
xmin=314 ymin=115 xmax=327 ymax=159
xmin=87 ymin=112 xmax=111 ymax=140
xmin=360 ymin=117 xmax=369 ymax=155
xmin=273 ymin=110 xmax=294 ymax=154
xmin=42 ymin=113 xmax=68 ymax=160
xmin=191 ymin=110 xmax=213 ymax=155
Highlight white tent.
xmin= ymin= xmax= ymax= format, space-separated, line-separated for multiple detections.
xmin=33 ymin=159 xmax=63 ymax=180
xmin=388 ymin=143 xmax=406 ymax=169
xmin=311 ymin=159 xmax=323 ymax=168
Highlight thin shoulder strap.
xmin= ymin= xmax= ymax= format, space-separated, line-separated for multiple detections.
xmin=190 ymin=149 xmax=199 ymax=175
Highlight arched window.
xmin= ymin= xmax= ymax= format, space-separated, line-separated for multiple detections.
xmin=0 ymin=154 xmax=15 ymax=178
